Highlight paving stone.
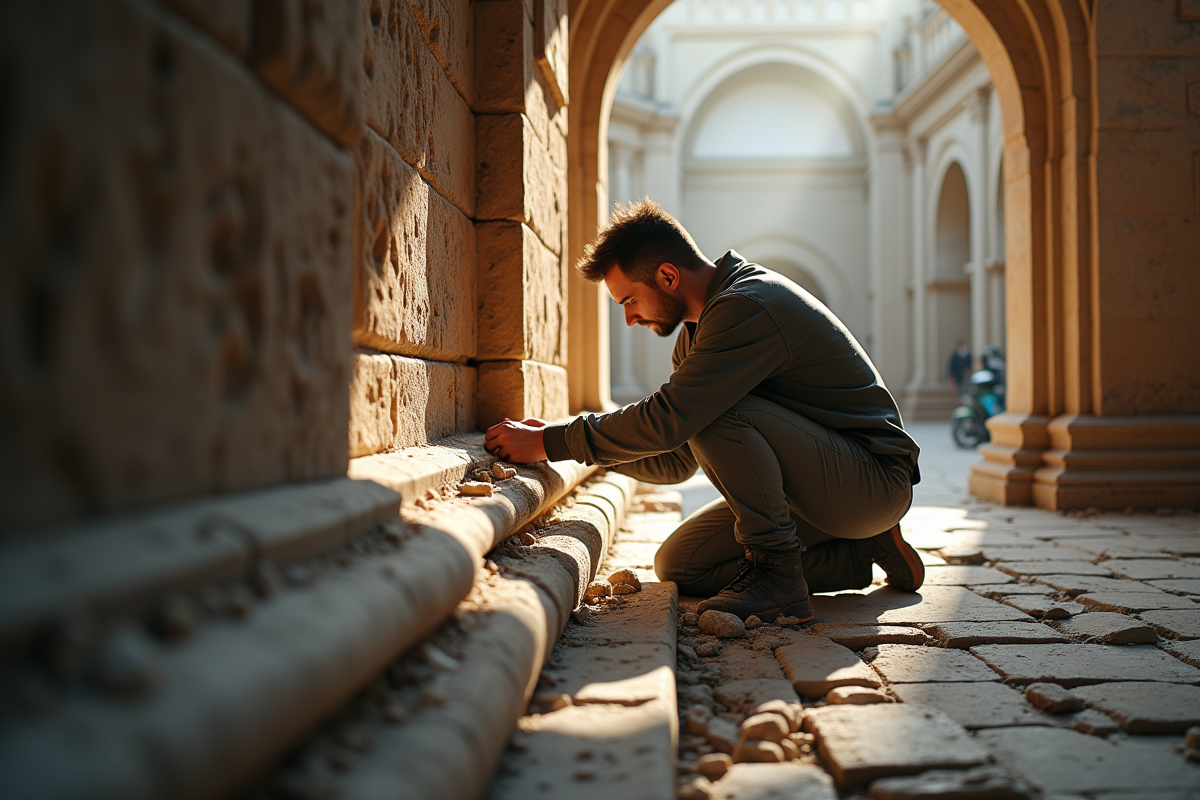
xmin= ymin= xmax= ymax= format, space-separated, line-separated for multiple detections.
xmin=1107 ymin=560 xmax=1200 ymax=581
xmin=1147 ymin=579 xmax=1200 ymax=596
xmin=1066 ymin=707 xmax=1122 ymax=736
xmin=998 ymin=596 xmax=1085 ymax=619
xmin=812 ymin=587 xmax=1030 ymax=625
xmin=805 ymin=704 xmax=989 ymax=787
xmin=867 ymin=765 xmax=1034 ymax=800
xmin=776 ymin=636 xmax=880 ymax=697
xmin=807 ymin=625 xmax=930 ymax=649
xmin=923 ymin=566 xmax=1015 ymax=585
xmin=938 ymin=544 xmax=987 ymax=564
xmin=925 ymin=621 xmax=1069 ymax=648
xmin=981 ymin=546 xmax=1092 ymax=562
xmin=1056 ymin=535 xmax=1174 ymax=558
xmin=1077 ymin=592 xmax=1195 ymax=613
xmin=1051 ymin=612 xmax=1157 ymax=644
xmin=1033 ymin=575 xmax=1152 ymax=596
xmin=971 ymin=584 xmax=1054 ymax=598
xmin=1162 ymin=639 xmax=1200 ymax=668
xmin=870 ymin=644 xmax=1000 ymax=683
xmin=710 ymin=762 xmax=837 ymax=800
xmin=969 ymin=643 xmax=1200 ymax=687
xmin=713 ymin=679 xmax=799 ymax=715
xmin=890 ymin=682 xmax=1050 ymax=729
xmin=996 ymin=561 xmax=1114 ymax=577
xmin=709 ymin=648 xmax=790 ymax=682
xmin=1071 ymin=682 xmax=1200 ymax=734
xmin=1139 ymin=609 xmax=1200 ymax=640
xmin=976 ymin=726 xmax=1200 ymax=794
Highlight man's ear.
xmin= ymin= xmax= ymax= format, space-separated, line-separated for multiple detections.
xmin=657 ymin=262 xmax=681 ymax=291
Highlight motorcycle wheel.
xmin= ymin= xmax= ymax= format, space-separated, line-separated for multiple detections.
xmin=952 ymin=417 xmax=981 ymax=449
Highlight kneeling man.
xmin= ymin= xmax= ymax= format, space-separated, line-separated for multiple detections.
xmin=485 ymin=200 xmax=924 ymax=622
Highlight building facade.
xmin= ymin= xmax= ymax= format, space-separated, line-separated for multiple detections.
xmin=606 ymin=0 xmax=1007 ymax=421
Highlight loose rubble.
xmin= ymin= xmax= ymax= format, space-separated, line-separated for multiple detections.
xmin=698 ymin=610 xmax=746 ymax=638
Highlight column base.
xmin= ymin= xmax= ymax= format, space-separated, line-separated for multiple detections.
xmin=901 ymin=383 xmax=961 ymax=421
xmin=1030 ymin=414 xmax=1200 ymax=511
xmin=968 ymin=413 xmax=1050 ymax=506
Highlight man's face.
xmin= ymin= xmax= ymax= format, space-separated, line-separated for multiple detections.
xmin=604 ymin=264 xmax=687 ymax=337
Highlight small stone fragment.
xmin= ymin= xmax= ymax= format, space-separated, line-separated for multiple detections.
xmin=1054 ymin=611 xmax=1156 ymax=644
xmin=685 ymin=705 xmax=712 ymax=735
xmin=485 ymin=559 xmax=500 ymax=574
xmin=1069 ymin=707 xmax=1120 ymax=736
xmin=776 ymin=615 xmax=802 ymax=627
xmin=739 ymin=712 xmax=789 ymax=743
xmin=571 ymin=605 xmax=592 ymax=625
xmin=94 ymin=624 xmax=160 ymax=697
xmin=682 ymin=611 xmax=700 ymax=627
xmin=608 ymin=569 xmax=642 ymax=590
xmin=493 ymin=462 xmax=518 ymax=480
xmin=531 ymin=693 xmax=572 ymax=713
xmin=611 ymin=582 xmax=639 ymax=595
xmin=679 ymin=643 xmax=699 ymax=663
xmin=745 ymin=615 xmax=762 ymax=630
xmin=696 ymin=642 xmax=720 ymax=657
xmin=704 ymin=716 xmax=740 ymax=754
xmin=695 ymin=752 xmax=732 ymax=780
xmin=584 ymin=582 xmax=611 ymax=602
xmin=699 ymin=610 xmax=747 ymax=639
xmin=458 ymin=481 xmax=494 ymax=497
xmin=732 ymin=739 xmax=786 ymax=764
xmin=678 ymin=775 xmax=714 ymax=800
xmin=827 ymin=686 xmax=889 ymax=705
xmin=1024 ymin=682 xmax=1082 ymax=714
xmin=682 ymin=683 xmax=715 ymax=705
xmin=472 ymin=469 xmax=493 ymax=483
xmin=754 ymin=699 xmax=801 ymax=732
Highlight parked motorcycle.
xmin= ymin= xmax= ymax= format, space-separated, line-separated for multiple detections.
xmin=951 ymin=349 xmax=1006 ymax=448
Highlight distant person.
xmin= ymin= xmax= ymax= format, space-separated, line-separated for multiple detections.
xmin=948 ymin=339 xmax=971 ymax=394
xmin=484 ymin=200 xmax=923 ymax=624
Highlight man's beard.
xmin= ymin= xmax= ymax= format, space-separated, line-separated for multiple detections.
xmin=638 ymin=287 xmax=687 ymax=337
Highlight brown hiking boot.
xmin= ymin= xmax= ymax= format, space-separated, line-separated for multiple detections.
xmin=696 ymin=545 xmax=814 ymax=622
xmin=868 ymin=523 xmax=925 ymax=592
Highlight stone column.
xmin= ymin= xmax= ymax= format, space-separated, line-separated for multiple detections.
xmin=868 ymin=112 xmax=910 ymax=396
xmin=474 ymin=0 xmax=572 ymax=426
xmin=967 ymin=88 xmax=990 ymax=357
xmin=901 ymin=138 xmax=935 ymax=419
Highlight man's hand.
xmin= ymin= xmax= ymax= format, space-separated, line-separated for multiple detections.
xmin=485 ymin=418 xmax=549 ymax=463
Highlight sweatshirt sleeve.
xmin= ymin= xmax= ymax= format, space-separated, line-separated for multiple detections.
xmin=548 ymin=294 xmax=788 ymax=466
xmin=611 ymin=442 xmax=698 ymax=484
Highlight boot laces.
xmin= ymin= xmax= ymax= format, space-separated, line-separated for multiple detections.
xmin=724 ymin=557 xmax=762 ymax=594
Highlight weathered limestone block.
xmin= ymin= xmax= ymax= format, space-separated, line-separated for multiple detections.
xmin=477 ymin=361 xmax=568 ymax=428
xmin=403 ymin=0 xmax=474 ymax=102
xmin=251 ymin=0 xmax=364 ymax=146
xmin=776 ymin=637 xmax=880 ymax=697
xmin=476 ymin=114 xmax=565 ymax=255
xmin=1072 ymin=682 xmax=1200 ymax=734
xmin=0 ymin=0 xmax=353 ymax=531
xmin=476 ymin=222 xmax=567 ymax=365
xmin=348 ymin=353 xmax=472 ymax=456
xmin=159 ymin=0 xmax=251 ymax=54
xmin=363 ymin=0 xmax=474 ymax=215
xmin=889 ymin=683 xmax=1050 ymax=730
xmin=869 ymin=644 xmax=1001 ymax=683
xmin=353 ymin=129 xmax=476 ymax=360
xmin=473 ymin=0 xmax=533 ymax=115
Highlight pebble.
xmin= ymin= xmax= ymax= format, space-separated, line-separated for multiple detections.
xmin=608 ymin=569 xmax=642 ymax=590
xmin=705 ymin=716 xmax=740 ymax=754
xmin=826 ymin=686 xmax=889 ymax=705
xmin=472 ymin=469 xmax=493 ymax=483
xmin=745 ymin=615 xmax=762 ymax=630
xmin=682 ymin=611 xmax=700 ymax=627
xmin=458 ymin=481 xmax=494 ymax=497
xmin=1024 ymin=682 xmax=1082 ymax=714
xmin=678 ymin=776 xmax=714 ymax=800
xmin=685 ymin=706 xmax=712 ymax=735
xmin=777 ymin=616 xmax=803 ymax=627
xmin=485 ymin=559 xmax=500 ymax=574
xmin=695 ymin=752 xmax=732 ymax=780
xmin=493 ymin=463 xmax=518 ymax=480
xmin=95 ymin=624 xmax=160 ymax=697
xmin=698 ymin=610 xmax=747 ymax=638
xmin=155 ymin=593 xmax=200 ymax=640
xmin=682 ymin=683 xmax=715 ymax=706
xmin=739 ymin=712 xmax=788 ymax=742
xmin=611 ymin=583 xmax=639 ymax=595
xmin=696 ymin=642 xmax=721 ymax=658
xmin=679 ymin=643 xmax=699 ymax=663
xmin=754 ymin=699 xmax=802 ymax=732
xmin=584 ymin=582 xmax=611 ymax=601
xmin=732 ymin=739 xmax=786 ymax=763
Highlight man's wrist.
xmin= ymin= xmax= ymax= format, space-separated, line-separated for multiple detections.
xmin=541 ymin=423 xmax=573 ymax=462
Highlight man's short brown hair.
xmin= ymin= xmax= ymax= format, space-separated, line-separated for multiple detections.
xmin=576 ymin=198 xmax=708 ymax=284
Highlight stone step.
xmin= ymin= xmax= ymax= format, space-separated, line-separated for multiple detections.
xmin=0 ymin=435 xmax=618 ymax=800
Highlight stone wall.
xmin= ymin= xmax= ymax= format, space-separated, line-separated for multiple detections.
xmin=0 ymin=0 xmax=572 ymax=532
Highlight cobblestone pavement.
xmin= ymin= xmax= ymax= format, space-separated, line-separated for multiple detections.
xmin=668 ymin=423 xmax=1200 ymax=799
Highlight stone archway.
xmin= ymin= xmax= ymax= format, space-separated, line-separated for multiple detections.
xmin=568 ymin=0 xmax=1141 ymax=510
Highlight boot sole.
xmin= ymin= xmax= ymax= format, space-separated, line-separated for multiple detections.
xmin=753 ymin=603 xmax=815 ymax=624
xmin=888 ymin=525 xmax=925 ymax=592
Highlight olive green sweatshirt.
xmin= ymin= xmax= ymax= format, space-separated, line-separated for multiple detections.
xmin=542 ymin=251 xmax=920 ymax=485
